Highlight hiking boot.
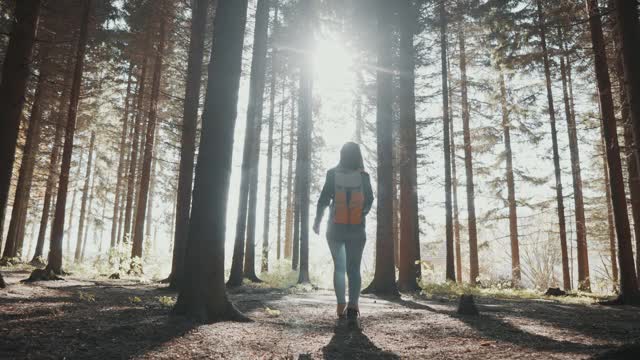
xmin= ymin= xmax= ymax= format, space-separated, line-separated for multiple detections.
xmin=346 ymin=308 xmax=359 ymax=328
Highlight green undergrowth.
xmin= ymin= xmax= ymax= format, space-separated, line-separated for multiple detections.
xmin=419 ymin=281 xmax=611 ymax=305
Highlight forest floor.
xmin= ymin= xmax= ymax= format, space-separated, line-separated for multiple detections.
xmin=1 ymin=268 xmax=640 ymax=360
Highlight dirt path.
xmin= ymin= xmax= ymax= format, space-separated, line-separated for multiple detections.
xmin=1 ymin=269 xmax=639 ymax=359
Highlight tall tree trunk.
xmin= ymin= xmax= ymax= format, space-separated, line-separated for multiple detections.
xmin=75 ymin=132 xmax=95 ymax=262
xmin=283 ymin=85 xmax=296 ymax=259
xmin=499 ymin=70 xmax=521 ymax=286
xmin=536 ymin=0 xmax=571 ymax=290
xmin=243 ymin=0 xmax=271 ymax=283
xmin=169 ymin=0 xmax=212 ymax=290
xmin=173 ymin=0 xmax=250 ymax=323
xmin=117 ymin=128 xmax=131 ymax=245
xmin=458 ymin=23 xmax=479 ymax=284
xmin=296 ymin=0 xmax=313 ymax=285
xmin=449 ymin=76 xmax=462 ymax=284
xmin=586 ymin=0 xmax=639 ymax=304
xmin=558 ymin=32 xmax=590 ymax=291
xmin=262 ymin=5 xmax=279 ymax=273
xmin=33 ymin=50 xmax=75 ymax=263
xmin=2 ymin=43 xmax=51 ymax=260
xmin=132 ymin=11 xmax=168 ymax=274
xmin=228 ymin=0 xmax=271 ymax=286
xmin=447 ymin=55 xmax=461 ymax=283
xmin=65 ymin=147 xmax=84 ymax=254
xmin=33 ymin=73 xmax=69 ymax=263
xmin=362 ymin=0 xmax=398 ymax=295
xmin=146 ymin=140 xmax=157 ymax=251
xmin=397 ymin=0 xmax=421 ymax=292
xmin=610 ymin=2 xmax=640 ymax=279
xmin=45 ymin=0 xmax=92 ymax=275
xmin=440 ymin=1 xmax=455 ymax=282
xmin=601 ymin=128 xmax=619 ymax=290
xmin=111 ymin=62 xmax=134 ymax=249
xmin=81 ymin=156 xmax=97 ymax=262
xmin=123 ymin=47 xmax=149 ymax=245
xmin=292 ymin=174 xmax=300 ymax=270
xmin=355 ymin=70 xmax=364 ymax=143
xmin=613 ymin=0 xmax=640 ymax=200
xmin=276 ymin=73 xmax=286 ymax=261
xmin=0 ymin=0 xmax=41 ymax=238
xmin=451 ymin=122 xmax=463 ymax=284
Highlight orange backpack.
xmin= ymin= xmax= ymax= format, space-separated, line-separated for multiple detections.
xmin=333 ymin=169 xmax=365 ymax=225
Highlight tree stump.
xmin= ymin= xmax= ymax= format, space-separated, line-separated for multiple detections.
xmin=544 ymin=287 xmax=567 ymax=296
xmin=457 ymin=294 xmax=479 ymax=315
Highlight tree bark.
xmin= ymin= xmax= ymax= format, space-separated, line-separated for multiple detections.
xmin=46 ymin=0 xmax=92 ymax=275
xmin=362 ymin=0 xmax=398 ymax=295
xmin=262 ymin=5 xmax=279 ymax=273
xmin=111 ymin=62 xmax=134 ymax=250
xmin=169 ymin=0 xmax=211 ymax=290
xmin=146 ymin=137 xmax=158 ymax=251
xmin=613 ymin=0 xmax=640 ymax=206
xmin=601 ymin=128 xmax=619 ymax=289
xmin=440 ymin=1 xmax=455 ymax=283
xmin=536 ymin=0 xmax=570 ymax=291
xmin=458 ymin=23 xmax=479 ymax=284
xmin=499 ymin=70 xmax=521 ymax=286
xmin=122 ymin=45 xmax=149 ymax=245
xmin=610 ymin=2 xmax=640 ymax=280
xmin=242 ymin=0 xmax=271 ymax=283
xmin=276 ymin=72 xmax=286 ymax=261
xmin=33 ymin=49 xmax=75 ymax=263
xmin=81 ymin=154 xmax=97 ymax=262
xmin=2 ymin=42 xmax=51 ymax=260
xmin=296 ymin=0 xmax=313 ymax=285
xmin=65 ymin=147 xmax=84 ymax=255
xmin=449 ymin=69 xmax=462 ymax=284
xmin=173 ymin=0 xmax=250 ymax=323
xmin=228 ymin=0 xmax=270 ymax=286
xmin=586 ymin=0 xmax=639 ymax=304
xmin=397 ymin=0 xmax=421 ymax=292
xmin=0 ymin=0 xmax=41 ymax=238
xmin=75 ymin=132 xmax=95 ymax=262
xmin=33 ymin=68 xmax=69 ymax=263
xmin=558 ymin=32 xmax=590 ymax=291
xmin=131 ymin=11 xmax=168 ymax=274
xmin=284 ymin=85 xmax=296 ymax=259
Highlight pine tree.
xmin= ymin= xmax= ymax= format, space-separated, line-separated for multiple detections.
xmin=168 ymin=0 xmax=212 ymax=290
xmin=586 ymin=0 xmax=639 ymax=305
xmin=46 ymin=0 xmax=92 ymax=275
xmin=362 ymin=0 xmax=399 ymax=295
xmin=173 ymin=0 xmax=250 ymax=323
xmin=0 ymin=0 xmax=42 ymax=241
xmin=397 ymin=0 xmax=421 ymax=292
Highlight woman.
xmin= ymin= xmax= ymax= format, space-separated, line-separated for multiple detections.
xmin=313 ymin=142 xmax=374 ymax=323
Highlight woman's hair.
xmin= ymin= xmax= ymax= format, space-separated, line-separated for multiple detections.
xmin=338 ymin=142 xmax=364 ymax=170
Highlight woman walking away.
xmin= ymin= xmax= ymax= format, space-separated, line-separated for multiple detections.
xmin=313 ymin=142 xmax=374 ymax=325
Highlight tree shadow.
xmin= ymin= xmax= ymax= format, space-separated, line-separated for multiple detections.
xmin=444 ymin=309 xmax=612 ymax=356
xmin=322 ymin=322 xmax=399 ymax=360
xmin=465 ymin=296 xmax=640 ymax=344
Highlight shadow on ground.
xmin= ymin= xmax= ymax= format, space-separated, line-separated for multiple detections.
xmin=322 ymin=322 xmax=399 ymax=359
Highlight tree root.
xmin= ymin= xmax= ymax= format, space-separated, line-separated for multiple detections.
xmin=599 ymin=294 xmax=640 ymax=306
xmin=22 ymin=268 xmax=64 ymax=283
xmin=361 ymin=281 xmax=400 ymax=297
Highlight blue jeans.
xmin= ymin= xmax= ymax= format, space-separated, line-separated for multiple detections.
xmin=327 ymin=224 xmax=366 ymax=307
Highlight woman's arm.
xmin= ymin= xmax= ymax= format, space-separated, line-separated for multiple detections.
xmin=314 ymin=170 xmax=334 ymax=231
xmin=363 ymin=172 xmax=374 ymax=216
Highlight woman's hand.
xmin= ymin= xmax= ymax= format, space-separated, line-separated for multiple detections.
xmin=313 ymin=221 xmax=320 ymax=235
